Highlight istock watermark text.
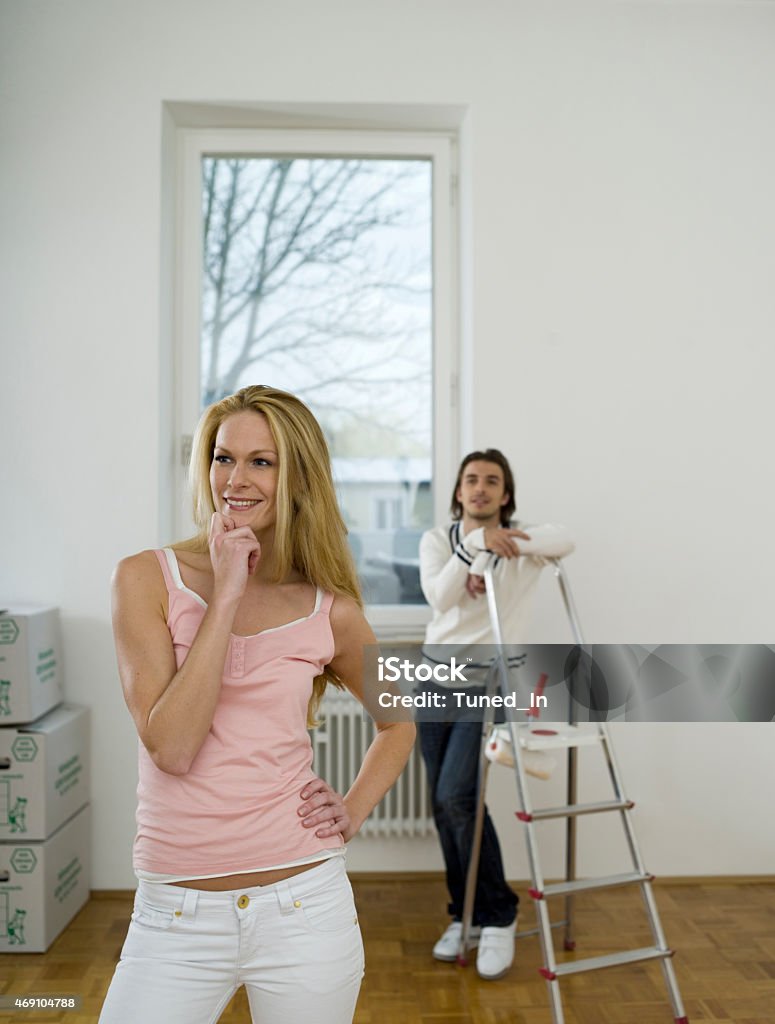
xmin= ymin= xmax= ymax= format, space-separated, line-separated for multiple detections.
xmin=377 ymin=656 xmax=469 ymax=683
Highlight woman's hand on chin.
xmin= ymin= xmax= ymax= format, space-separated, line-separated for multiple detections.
xmin=208 ymin=513 xmax=261 ymax=605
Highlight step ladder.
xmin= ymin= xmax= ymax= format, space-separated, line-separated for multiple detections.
xmin=458 ymin=560 xmax=689 ymax=1024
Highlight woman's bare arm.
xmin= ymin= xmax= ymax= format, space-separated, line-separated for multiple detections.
xmin=300 ymin=595 xmax=415 ymax=841
xmin=112 ymin=516 xmax=260 ymax=775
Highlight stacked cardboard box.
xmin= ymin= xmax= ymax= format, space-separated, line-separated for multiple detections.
xmin=0 ymin=607 xmax=91 ymax=952
xmin=0 ymin=606 xmax=63 ymax=724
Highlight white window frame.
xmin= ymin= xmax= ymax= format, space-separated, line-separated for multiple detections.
xmin=173 ymin=128 xmax=459 ymax=640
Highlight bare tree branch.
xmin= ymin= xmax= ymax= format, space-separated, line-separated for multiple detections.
xmin=202 ymin=155 xmax=432 ymax=443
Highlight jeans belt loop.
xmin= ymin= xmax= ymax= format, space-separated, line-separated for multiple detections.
xmin=275 ymin=879 xmax=295 ymax=915
xmin=181 ymin=887 xmax=199 ymax=917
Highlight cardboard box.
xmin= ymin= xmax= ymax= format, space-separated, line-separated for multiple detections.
xmin=0 ymin=606 xmax=63 ymax=724
xmin=0 ymin=705 xmax=90 ymax=841
xmin=0 ymin=804 xmax=90 ymax=952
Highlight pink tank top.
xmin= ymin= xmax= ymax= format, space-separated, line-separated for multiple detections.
xmin=132 ymin=549 xmax=342 ymax=876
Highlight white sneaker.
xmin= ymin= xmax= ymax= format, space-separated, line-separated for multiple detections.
xmin=432 ymin=921 xmax=481 ymax=962
xmin=476 ymin=920 xmax=517 ymax=979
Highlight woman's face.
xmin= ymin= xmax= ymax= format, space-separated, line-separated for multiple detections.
xmin=209 ymin=410 xmax=279 ymax=536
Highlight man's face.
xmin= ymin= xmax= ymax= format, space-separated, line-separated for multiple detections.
xmin=456 ymin=460 xmax=509 ymax=523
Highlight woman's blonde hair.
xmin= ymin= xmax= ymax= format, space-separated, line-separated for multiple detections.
xmin=175 ymin=385 xmax=362 ymax=724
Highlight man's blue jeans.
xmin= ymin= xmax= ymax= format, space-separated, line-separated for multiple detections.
xmin=419 ymin=719 xmax=518 ymax=928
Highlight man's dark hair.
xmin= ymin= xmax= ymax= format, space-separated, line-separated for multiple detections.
xmin=450 ymin=449 xmax=516 ymax=526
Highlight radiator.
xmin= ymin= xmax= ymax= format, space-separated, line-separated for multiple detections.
xmin=312 ymin=689 xmax=434 ymax=837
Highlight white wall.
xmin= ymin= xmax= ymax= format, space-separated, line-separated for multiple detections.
xmin=1 ymin=0 xmax=774 ymax=887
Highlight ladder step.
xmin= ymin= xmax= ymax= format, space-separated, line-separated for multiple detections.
xmin=517 ymin=799 xmax=634 ymax=822
xmin=530 ymin=871 xmax=653 ymax=900
xmin=540 ymin=945 xmax=673 ymax=979
xmin=520 ymin=726 xmax=602 ymax=751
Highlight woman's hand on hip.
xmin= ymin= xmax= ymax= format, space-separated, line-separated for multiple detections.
xmin=208 ymin=513 xmax=261 ymax=604
xmin=298 ymin=778 xmax=355 ymax=843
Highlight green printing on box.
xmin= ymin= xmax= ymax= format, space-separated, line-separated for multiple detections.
xmin=36 ymin=649 xmax=57 ymax=685
xmin=12 ymin=736 xmax=38 ymax=761
xmin=54 ymin=856 xmax=82 ymax=904
xmin=10 ymin=847 xmax=37 ymax=873
xmin=0 ymin=620 xmax=19 ymax=644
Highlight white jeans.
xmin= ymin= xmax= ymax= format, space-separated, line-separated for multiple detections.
xmin=99 ymin=857 xmax=364 ymax=1024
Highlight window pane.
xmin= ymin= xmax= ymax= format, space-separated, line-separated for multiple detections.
xmin=200 ymin=156 xmax=433 ymax=604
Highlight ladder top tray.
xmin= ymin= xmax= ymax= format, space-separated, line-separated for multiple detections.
xmin=519 ymin=725 xmax=601 ymax=751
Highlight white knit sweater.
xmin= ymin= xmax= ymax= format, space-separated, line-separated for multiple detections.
xmin=419 ymin=520 xmax=574 ymax=648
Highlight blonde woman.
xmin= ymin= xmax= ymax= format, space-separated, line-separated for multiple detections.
xmin=100 ymin=385 xmax=415 ymax=1024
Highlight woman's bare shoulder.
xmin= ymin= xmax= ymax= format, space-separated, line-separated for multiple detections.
xmin=112 ymin=549 xmax=165 ymax=597
xmin=329 ymin=591 xmax=360 ymax=617
xmin=329 ymin=592 xmax=374 ymax=637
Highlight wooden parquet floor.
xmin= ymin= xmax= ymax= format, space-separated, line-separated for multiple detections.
xmin=1 ymin=877 xmax=774 ymax=1023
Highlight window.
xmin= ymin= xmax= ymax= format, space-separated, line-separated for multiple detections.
xmin=174 ymin=129 xmax=458 ymax=637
